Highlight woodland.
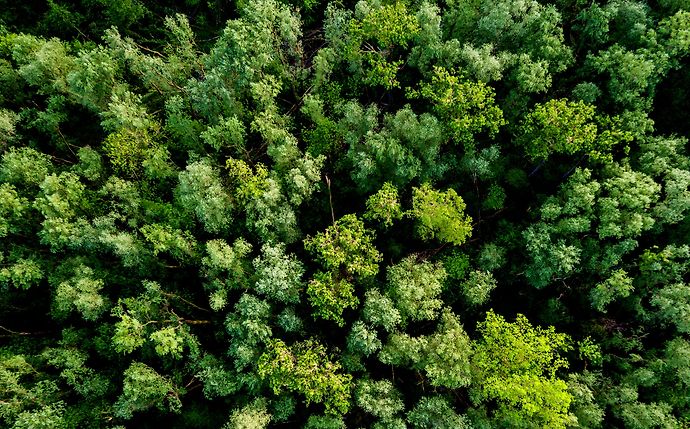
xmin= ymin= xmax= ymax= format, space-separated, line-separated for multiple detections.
xmin=0 ymin=0 xmax=689 ymax=427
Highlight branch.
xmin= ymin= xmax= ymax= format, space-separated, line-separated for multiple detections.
xmin=325 ymin=175 xmax=336 ymax=226
xmin=162 ymin=291 xmax=211 ymax=313
xmin=0 ymin=325 xmax=54 ymax=338
xmin=183 ymin=319 xmax=211 ymax=325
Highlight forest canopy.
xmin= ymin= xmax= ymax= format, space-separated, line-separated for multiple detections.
xmin=0 ymin=0 xmax=689 ymax=427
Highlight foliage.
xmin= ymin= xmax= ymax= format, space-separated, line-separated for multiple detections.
xmin=102 ymin=127 xmax=157 ymax=177
xmin=257 ymin=339 xmax=352 ymax=415
xmin=386 ymin=256 xmax=446 ymax=324
xmin=460 ymin=270 xmax=497 ymax=306
xmin=410 ymin=66 xmax=505 ymax=144
xmin=304 ymin=214 xmax=382 ymax=278
xmin=518 ymin=98 xmax=631 ymax=161
xmin=52 ymin=263 xmax=107 ymax=321
xmin=0 ymin=147 xmax=52 ymax=187
xmin=407 ymin=396 xmax=471 ymax=429
xmin=114 ymin=362 xmax=182 ymax=419
xmin=379 ymin=309 xmax=472 ymax=388
xmin=364 ymin=182 xmax=403 ymax=228
xmin=342 ymin=104 xmax=448 ymax=193
xmin=253 ymin=243 xmax=304 ymax=304
xmin=471 ymin=311 xmax=573 ymax=428
xmin=223 ymin=399 xmax=271 ymax=429
xmin=332 ymin=0 xmax=420 ymax=88
xmin=410 ymin=183 xmax=473 ymax=246
xmin=355 ymin=379 xmax=404 ymax=419
xmin=307 ymin=271 xmax=358 ymax=326
xmin=1 ymin=0 xmax=690 ymax=426
xmin=176 ymin=160 xmax=233 ymax=233
xmin=362 ymin=289 xmax=402 ymax=332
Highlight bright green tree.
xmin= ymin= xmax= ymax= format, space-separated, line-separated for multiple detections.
xmin=471 ymin=311 xmax=574 ymax=428
xmin=410 ymin=183 xmax=473 ymax=246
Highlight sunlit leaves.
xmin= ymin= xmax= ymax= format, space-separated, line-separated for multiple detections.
xmin=304 ymin=214 xmax=381 ymax=278
xmin=258 ymin=339 xmax=352 ymax=415
xmin=460 ymin=270 xmax=497 ymax=306
xmin=114 ymin=362 xmax=181 ymax=419
xmin=34 ymin=172 xmax=86 ymax=220
xmin=0 ymin=257 xmax=43 ymax=290
xmin=0 ymin=109 xmax=18 ymax=145
xmin=253 ymin=243 xmax=304 ymax=304
xmin=364 ymin=182 xmax=403 ymax=228
xmin=407 ymin=396 xmax=471 ymax=429
xmin=102 ymin=127 xmax=156 ymax=177
xmin=378 ymin=309 xmax=472 ymax=389
xmin=590 ymin=268 xmax=634 ymax=312
xmin=0 ymin=183 xmax=28 ymax=238
xmin=112 ymin=314 xmax=146 ymax=354
xmin=224 ymin=399 xmax=271 ymax=429
xmin=176 ymin=161 xmax=233 ymax=233
xmin=471 ymin=311 xmax=573 ymax=428
xmin=518 ymin=98 xmax=631 ymax=161
xmin=52 ymin=264 xmax=107 ymax=321
xmin=410 ymin=66 xmax=504 ymax=144
xmin=1 ymin=0 xmax=689 ymax=426
xmin=335 ymin=0 xmax=420 ymax=88
xmin=0 ymin=147 xmax=52 ymax=188
xmin=410 ymin=184 xmax=473 ymax=246
xmin=386 ymin=256 xmax=446 ymax=324
xmin=307 ymin=271 xmax=357 ymax=326
xmin=651 ymin=283 xmax=690 ymax=333
xmin=355 ymin=379 xmax=404 ymax=419
xmin=362 ymin=289 xmax=402 ymax=333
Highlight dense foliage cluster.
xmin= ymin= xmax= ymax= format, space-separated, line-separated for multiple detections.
xmin=0 ymin=0 xmax=689 ymax=427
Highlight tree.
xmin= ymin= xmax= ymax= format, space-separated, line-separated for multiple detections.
xmin=651 ymin=283 xmax=690 ymax=333
xmin=471 ymin=311 xmax=573 ymax=428
xmin=0 ymin=109 xmax=18 ymax=146
xmin=0 ymin=183 xmax=28 ymax=238
xmin=460 ymin=270 xmax=497 ymax=306
xmin=253 ymin=243 xmax=304 ymax=304
xmin=52 ymin=263 xmax=107 ymax=321
xmin=0 ymin=147 xmax=52 ymax=188
xmin=364 ymin=182 xmax=403 ymax=228
xmin=378 ymin=309 xmax=472 ymax=389
xmin=0 ymin=354 xmax=66 ymax=428
xmin=347 ymin=321 xmax=381 ymax=357
xmin=410 ymin=183 xmax=473 ymax=246
xmin=224 ymin=399 xmax=271 ymax=429
xmin=102 ymin=127 xmax=158 ymax=178
xmin=407 ymin=396 xmax=471 ymax=429
xmin=410 ymin=66 xmax=505 ymax=144
xmin=304 ymin=214 xmax=382 ymax=278
xmin=421 ymin=309 xmax=472 ymax=388
xmin=111 ymin=281 xmax=200 ymax=359
xmin=2 ymin=0 xmax=690 ymax=426
xmin=523 ymin=163 xmax=663 ymax=291
xmin=343 ymin=104 xmax=448 ymax=193
xmin=307 ymin=271 xmax=358 ymax=326
xmin=517 ymin=98 xmax=631 ymax=161
xmin=355 ymin=379 xmax=404 ymax=420
xmin=114 ymin=362 xmax=182 ymax=419
xmin=257 ymin=339 xmax=352 ymax=416
xmin=202 ymin=238 xmax=252 ymax=310
xmin=590 ymin=269 xmax=634 ymax=312
xmin=386 ymin=256 xmax=446 ymax=324
xmin=176 ymin=160 xmax=233 ymax=234
xmin=323 ymin=0 xmax=420 ymax=88
xmin=362 ymin=289 xmax=402 ymax=333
